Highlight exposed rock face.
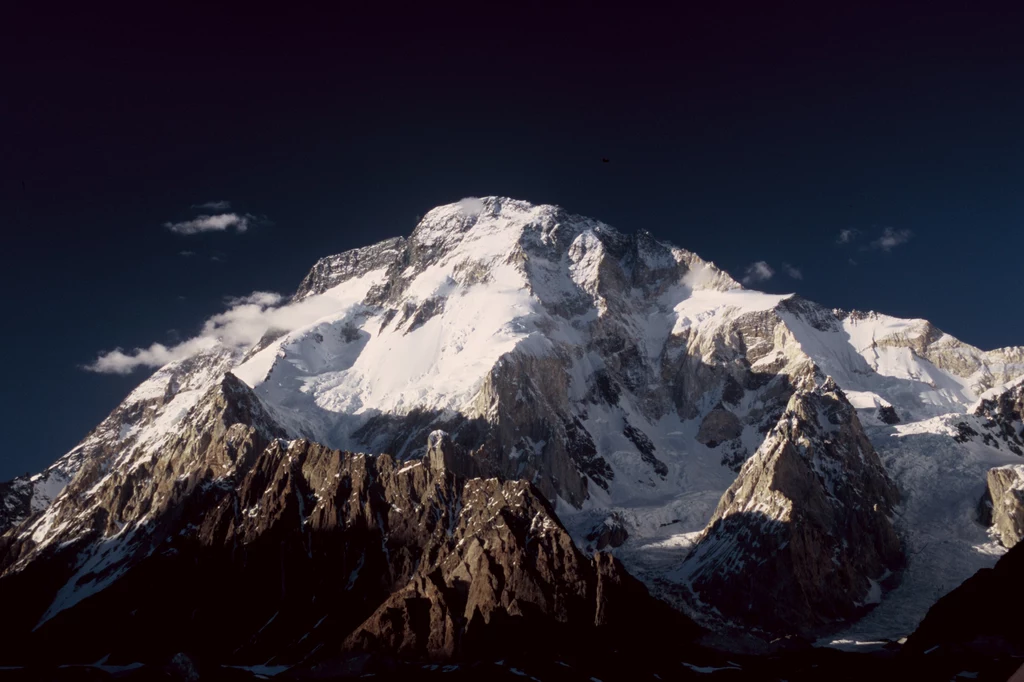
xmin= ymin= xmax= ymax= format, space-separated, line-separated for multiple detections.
xmin=974 ymin=380 xmax=1024 ymax=455
xmin=877 ymin=404 xmax=900 ymax=425
xmin=696 ymin=406 xmax=749 ymax=472
xmin=952 ymin=380 xmax=1024 ymax=457
xmin=697 ymin=407 xmax=743 ymax=447
xmin=585 ymin=512 xmax=630 ymax=551
xmin=294 ymin=236 xmax=407 ymax=301
xmin=0 ymin=476 xmax=33 ymax=533
xmin=0 ymin=373 xmax=698 ymax=667
xmin=986 ymin=465 xmax=1024 ymax=548
xmin=425 ymin=429 xmax=494 ymax=479
xmin=344 ymin=478 xmax=689 ymax=660
xmin=682 ymin=377 xmax=903 ymax=635
xmin=0 ymin=349 xmax=234 ymax=536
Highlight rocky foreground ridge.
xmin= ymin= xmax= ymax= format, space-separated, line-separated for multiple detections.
xmin=0 ymin=373 xmax=697 ymax=669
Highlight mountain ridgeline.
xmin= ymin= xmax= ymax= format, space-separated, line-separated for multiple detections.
xmin=2 ymin=197 xmax=1024 ymax=674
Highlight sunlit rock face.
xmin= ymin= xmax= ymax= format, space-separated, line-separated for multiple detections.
xmin=683 ymin=377 xmax=903 ymax=636
xmin=986 ymin=465 xmax=1024 ymax=548
xmin=0 ymin=374 xmax=698 ymax=665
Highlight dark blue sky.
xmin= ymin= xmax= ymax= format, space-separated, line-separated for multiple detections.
xmin=3 ymin=5 xmax=1023 ymax=479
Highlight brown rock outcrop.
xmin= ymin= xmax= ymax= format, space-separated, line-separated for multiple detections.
xmin=0 ymin=375 xmax=698 ymax=667
xmin=987 ymin=465 xmax=1024 ymax=548
xmin=683 ymin=377 xmax=903 ymax=635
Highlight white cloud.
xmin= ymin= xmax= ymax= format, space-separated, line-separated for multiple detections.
xmin=85 ymin=337 xmax=220 ymax=374
xmin=165 ymin=213 xmax=251 ymax=235
xmin=84 ymin=288 xmax=351 ymax=374
xmin=871 ymin=227 xmax=913 ymax=251
xmin=225 ymin=291 xmax=283 ymax=307
xmin=178 ymin=250 xmax=196 ymax=257
xmin=741 ymin=261 xmax=774 ymax=286
xmin=783 ymin=263 xmax=803 ymax=280
xmin=192 ymin=200 xmax=231 ymax=210
xmin=836 ymin=228 xmax=861 ymax=244
xmin=456 ymin=197 xmax=485 ymax=216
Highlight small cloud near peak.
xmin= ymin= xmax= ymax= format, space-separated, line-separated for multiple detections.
xmin=225 ymin=291 xmax=283 ymax=307
xmin=836 ymin=228 xmax=861 ymax=244
xmin=85 ymin=288 xmax=351 ymax=374
xmin=871 ymin=227 xmax=913 ymax=251
xmin=783 ymin=263 xmax=803 ymax=280
xmin=165 ymin=213 xmax=256 ymax=235
xmin=741 ymin=261 xmax=774 ymax=286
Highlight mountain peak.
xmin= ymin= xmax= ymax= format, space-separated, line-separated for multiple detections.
xmin=682 ymin=376 xmax=903 ymax=635
xmin=6 ymin=199 xmax=1024 ymax=658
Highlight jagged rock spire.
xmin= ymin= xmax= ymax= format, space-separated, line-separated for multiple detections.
xmin=682 ymin=376 xmax=903 ymax=635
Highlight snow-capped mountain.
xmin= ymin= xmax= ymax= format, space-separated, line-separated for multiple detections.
xmin=3 ymin=197 xmax=1024 ymax=666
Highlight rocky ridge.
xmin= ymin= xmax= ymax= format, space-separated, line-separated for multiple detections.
xmin=682 ymin=376 xmax=903 ymax=635
xmin=0 ymin=370 xmax=697 ymax=667
xmin=973 ymin=379 xmax=1024 ymax=455
xmin=0 ymin=349 xmax=235 ymax=534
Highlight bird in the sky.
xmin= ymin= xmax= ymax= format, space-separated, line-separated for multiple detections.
xmin=602 ymin=158 xmax=610 ymax=163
